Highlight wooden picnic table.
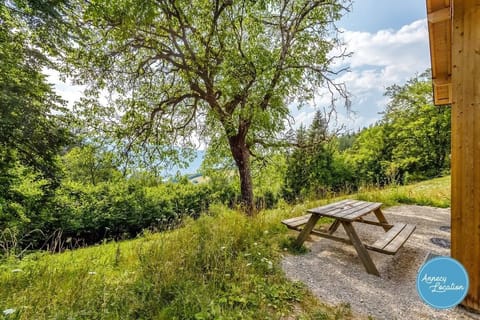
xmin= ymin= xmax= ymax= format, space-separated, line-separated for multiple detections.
xmin=282 ymin=199 xmax=415 ymax=276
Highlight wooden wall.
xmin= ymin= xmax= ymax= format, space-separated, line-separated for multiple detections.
xmin=451 ymin=0 xmax=480 ymax=312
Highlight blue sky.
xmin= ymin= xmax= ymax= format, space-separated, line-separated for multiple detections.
xmin=340 ymin=0 xmax=426 ymax=32
xmin=293 ymin=0 xmax=431 ymax=131
xmin=47 ymin=1 xmax=432 ymax=173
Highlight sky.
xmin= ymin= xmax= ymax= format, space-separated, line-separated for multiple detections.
xmin=47 ymin=0 xmax=432 ymax=173
xmin=292 ymin=0 xmax=431 ymax=131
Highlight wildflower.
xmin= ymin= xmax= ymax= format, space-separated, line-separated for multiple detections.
xmin=3 ymin=309 xmax=15 ymax=315
xmin=88 ymin=271 xmax=97 ymax=275
xmin=253 ymin=242 xmax=258 ymax=246
xmin=220 ymin=246 xmax=226 ymax=250
xmin=11 ymin=269 xmax=22 ymax=273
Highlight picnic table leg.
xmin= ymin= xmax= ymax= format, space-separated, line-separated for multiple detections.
xmin=341 ymin=221 xmax=380 ymax=276
xmin=327 ymin=220 xmax=340 ymax=235
xmin=294 ymin=214 xmax=321 ymax=247
xmin=373 ymin=208 xmax=390 ymax=231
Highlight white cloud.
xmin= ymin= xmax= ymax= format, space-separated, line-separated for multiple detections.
xmin=342 ymin=19 xmax=429 ymax=70
xmin=327 ymin=19 xmax=431 ymax=129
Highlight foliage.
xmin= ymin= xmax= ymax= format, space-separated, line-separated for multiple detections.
xmin=347 ymin=71 xmax=451 ymax=186
xmin=345 ymin=125 xmax=388 ymax=185
xmin=60 ymin=0 xmax=351 ymax=214
xmin=0 ymin=175 xmax=450 ymax=319
xmin=0 ymin=4 xmax=70 ymax=182
xmin=382 ymin=71 xmax=451 ymax=181
xmin=1 ymin=178 xmax=226 ymax=253
xmin=354 ymin=175 xmax=451 ymax=208
xmin=202 ymin=150 xmax=287 ymax=210
xmin=0 ymin=4 xmax=71 ymax=252
xmin=0 ymin=205 xmax=352 ymax=319
xmin=61 ymin=145 xmax=123 ymax=185
xmin=283 ymin=111 xmax=355 ymax=201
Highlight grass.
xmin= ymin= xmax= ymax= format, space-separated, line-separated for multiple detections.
xmin=0 ymin=176 xmax=450 ymax=319
xmin=354 ymin=175 xmax=450 ymax=208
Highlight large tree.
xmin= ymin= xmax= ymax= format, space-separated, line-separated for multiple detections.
xmin=0 ymin=3 xmax=71 ymax=239
xmin=348 ymin=71 xmax=451 ymax=185
xmin=0 ymin=4 xmax=70 ymax=183
xmin=382 ymin=70 xmax=451 ymax=180
xmin=63 ymin=0 xmax=350 ymax=214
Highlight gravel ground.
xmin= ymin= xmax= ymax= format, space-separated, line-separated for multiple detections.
xmin=281 ymin=205 xmax=480 ymax=320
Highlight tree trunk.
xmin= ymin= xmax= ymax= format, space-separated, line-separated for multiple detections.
xmin=228 ymin=136 xmax=255 ymax=216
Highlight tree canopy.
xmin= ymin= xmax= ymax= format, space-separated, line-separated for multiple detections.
xmin=0 ymin=4 xmax=70 ymax=181
xmin=0 ymin=3 xmax=71 ymax=241
xmin=60 ymin=0 xmax=351 ymax=214
xmin=348 ymin=71 xmax=451 ymax=185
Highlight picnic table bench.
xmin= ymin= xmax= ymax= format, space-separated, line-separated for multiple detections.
xmin=282 ymin=199 xmax=416 ymax=276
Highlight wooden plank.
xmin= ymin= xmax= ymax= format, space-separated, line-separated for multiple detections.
xmin=451 ymin=0 xmax=480 ymax=311
xmin=370 ymin=223 xmax=407 ymax=249
xmin=373 ymin=208 xmax=391 ymax=231
xmin=427 ymin=0 xmax=452 ymax=105
xmin=309 ymin=229 xmax=352 ymax=245
xmin=315 ymin=201 xmax=367 ymax=219
xmin=341 ymin=221 xmax=380 ymax=276
xmin=433 ymin=76 xmax=451 ymax=86
xmin=282 ymin=214 xmax=311 ymax=227
xmin=306 ymin=199 xmax=354 ymax=215
xmin=312 ymin=200 xmax=371 ymax=218
xmin=285 ymin=217 xmax=310 ymax=228
xmin=294 ymin=214 xmax=321 ymax=248
xmin=340 ymin=202 xmax=382 ymax=220
xmin=307 ymin=200 xmax=367 ymax=219
xmin=354 ymin=219 xmax=392 ymax=229
xmin=382 ymin=225 xmax=416 ymax=254
xmin=428 ymin=7 xmax=451 ymax=23
xmin=326 ymin=200 xmax=372 ymax=218
xmin=327 ymin=220 xmax=340 ymax=234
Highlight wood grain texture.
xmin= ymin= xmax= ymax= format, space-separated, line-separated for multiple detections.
xmin=294 ymin=214 xmax=321 ymax=248
xmin=341 ymin=221 xmax=380 ymax=276
xmin=427 ymin=0 xmax=452 ymax=105
xmin=382 ymin=225 xmax=416 ymax=254
xmin=373 ymin=208 xmax=391 ymax=231
xmin=371 ymin=223 xmax=407 ymax=249
xmin=451 ymin=0 xmax=480 ymax=311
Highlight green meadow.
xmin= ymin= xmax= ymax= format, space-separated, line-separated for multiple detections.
xmin=0 ymin=176 xmax=450 ymax=320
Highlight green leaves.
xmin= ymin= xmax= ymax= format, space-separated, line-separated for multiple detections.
xmin=349 ymin=70 xmax=451 ymax=185
xmin=57 ymin=0 xmax=350 ymax=212
xmin=0 ymin=5 xmax=71 ymax=182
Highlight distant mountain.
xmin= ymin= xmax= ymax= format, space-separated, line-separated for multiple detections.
xmin=162 ymin=150 xmax=205 ymax=177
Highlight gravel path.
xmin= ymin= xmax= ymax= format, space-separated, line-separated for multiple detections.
xmin=281 ymin=205 xmax=480 ymax=320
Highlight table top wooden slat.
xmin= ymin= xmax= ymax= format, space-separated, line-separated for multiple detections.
xmin=341 ymin=202 xmax=382 ymax=220
xmin=307 ymin=199 xmax=382 ymax=221
xmin=306 ymin=199 xmax=356 ymax=216
xmin=328 ymin=201 xmax=374 ymax=218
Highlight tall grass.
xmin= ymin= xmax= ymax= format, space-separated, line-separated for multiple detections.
xmin=0 ymin=176 xmax=450 ymax=319
xmin=354 ymin=176 xmax=450 ymax=208
xmin=0 ymin=205 xmax=349 ymax=319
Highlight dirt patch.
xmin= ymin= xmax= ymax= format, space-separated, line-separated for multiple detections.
xmin=281 ymin=205 xmax=480 ymax=320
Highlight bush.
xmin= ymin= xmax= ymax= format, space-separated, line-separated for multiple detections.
xmin=1 ymin=178 xmax=226 ymax=254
